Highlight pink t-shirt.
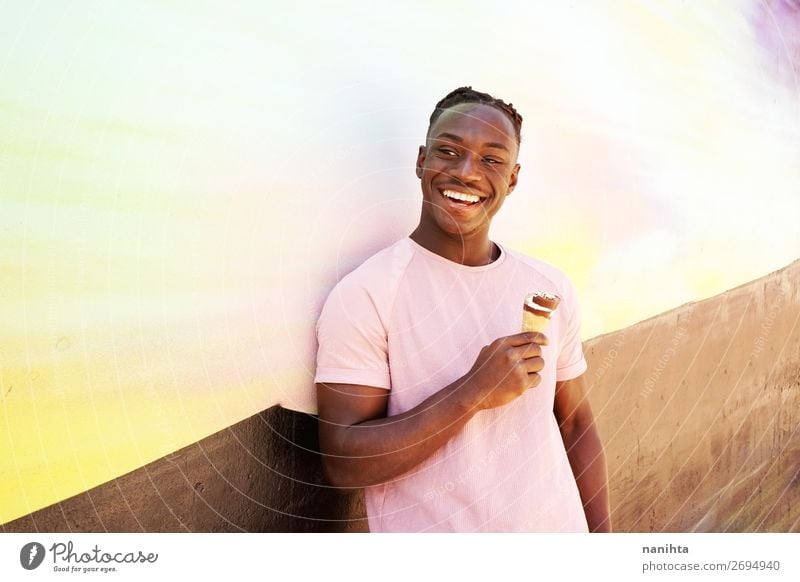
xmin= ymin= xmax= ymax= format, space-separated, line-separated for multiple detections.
xmin=315 ymin=237 xmax=588 ymax=532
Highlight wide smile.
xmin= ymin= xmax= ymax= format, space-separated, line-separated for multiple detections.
xmin=438 ymin=188 xmax=488 ymax=211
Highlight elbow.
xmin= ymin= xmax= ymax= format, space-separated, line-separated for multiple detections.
xmin=557 ymin=405 xmax=597 ymax=439
xmin=320 ymin=454 xmax=361 ymax=495
xmin=558 ymin=415 xmax=599 ymax=449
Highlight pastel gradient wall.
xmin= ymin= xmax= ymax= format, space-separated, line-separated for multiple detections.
xmin=1 ymin=0 xmax=798 ymax=525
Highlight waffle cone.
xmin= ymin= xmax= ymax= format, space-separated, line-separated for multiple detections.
xmin=522 ymin=309 xmax=552 ymax=333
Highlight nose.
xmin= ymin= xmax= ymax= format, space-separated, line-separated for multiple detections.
xmin=452 ymin=152 xmax=482 ymax=184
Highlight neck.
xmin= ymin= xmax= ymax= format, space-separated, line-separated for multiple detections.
xmin=409 ymin=227 xmax=497 ymax=266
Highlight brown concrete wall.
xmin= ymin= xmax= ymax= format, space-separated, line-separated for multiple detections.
xmin=585 ymin=259 xmax=800 ymax=532
xmin=5 ymin=260 xmax=798 ymax=532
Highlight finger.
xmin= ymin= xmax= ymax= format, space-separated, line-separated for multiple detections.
xmin=513 ymin=342 xmax=542 ymax=360
xmin=506 ymin=331 xmax=549 ymax=347
xmin=527 ymin=373 xmax=542 ymax=389
xmin=523 ymin=356 xmax=545 ymax=374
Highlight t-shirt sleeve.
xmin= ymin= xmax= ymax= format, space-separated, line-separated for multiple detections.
xmin=314 ymin=279 xmax=392 ymax=390
xmin=556 ymin=277 xmax=588 ymax=382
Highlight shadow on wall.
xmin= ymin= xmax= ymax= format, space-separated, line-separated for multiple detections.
xmin=3 ymin=406 xmax=367 ymax=533
xmin=5 ymin=260 xmax=799 ymax=532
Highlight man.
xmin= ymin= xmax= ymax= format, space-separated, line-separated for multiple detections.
xmin=314 ymin=87 xmax=611 ymax=532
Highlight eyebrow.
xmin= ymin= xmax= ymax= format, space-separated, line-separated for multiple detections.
xmin=433 ymin=132 xmax=510 ymax=152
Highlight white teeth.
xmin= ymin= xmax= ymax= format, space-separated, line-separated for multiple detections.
xmin=442 ymin=190 xmax=480 ymax=203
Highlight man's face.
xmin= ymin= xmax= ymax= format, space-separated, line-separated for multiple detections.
xmin=416 ymin=102 xmax=520 ymax=241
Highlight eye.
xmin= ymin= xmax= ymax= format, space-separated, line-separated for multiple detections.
xmin=437 ymin=147 xmax=458 ymax=157
xmin=483 ymin=157 xmax=503 ymax=164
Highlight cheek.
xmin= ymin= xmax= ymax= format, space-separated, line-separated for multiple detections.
xmin=487 ymin=195 xmax=508 ymax=215
xmin=422 ymin=167 xmax=449 ymax=191
xmin=493 ymin=174 xmax=514 ymax=192
xmin=425 ymin=162 xmax=448 ymax=177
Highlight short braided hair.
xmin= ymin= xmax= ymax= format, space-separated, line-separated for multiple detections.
xmin=427 ymin=86 xmax=523 ymax=144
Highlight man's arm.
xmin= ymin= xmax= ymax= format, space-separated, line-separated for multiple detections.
xmin=317 ymin=380 xmax=478 ymax=490
xmin=317 ymin=332 xmax=548 ymax=490
xmin=554 ymin=374 xmax=612 ymax=532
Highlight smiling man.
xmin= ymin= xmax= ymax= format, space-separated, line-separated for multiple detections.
xmin=314 ymin=87 xmax=611 ymax=532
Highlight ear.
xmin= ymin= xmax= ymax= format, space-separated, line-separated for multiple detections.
xmin=415 ymin=145 xmax=426 ymax=179
xmin=506 ymin=163 xmax=521 ymax=195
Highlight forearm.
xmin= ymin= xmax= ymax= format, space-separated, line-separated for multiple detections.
xmin=323 ymin=380 xmax=479 ymax=489
xmin=560 ymin=421 xmax=612 ymax=532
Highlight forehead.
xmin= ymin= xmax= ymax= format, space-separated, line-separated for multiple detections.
xmin=428 ymin=102 xmax=517 ymax=148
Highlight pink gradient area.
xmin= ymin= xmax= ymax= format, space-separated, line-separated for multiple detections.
xmin=750 ymin=0 xmax=800 ymax=85
xmin=521 ymin=124 xmax=663 ymax=248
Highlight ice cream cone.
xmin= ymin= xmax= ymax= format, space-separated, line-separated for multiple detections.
xmin=522 ymin=292 xmax=560 ymax=333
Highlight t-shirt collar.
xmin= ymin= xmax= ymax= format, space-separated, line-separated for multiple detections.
xmin=406 ymin=237 xmax=507 ymax=272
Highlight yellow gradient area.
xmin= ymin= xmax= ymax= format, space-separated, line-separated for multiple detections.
xmin=1 ymin=0 xmax=798 ymax=524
